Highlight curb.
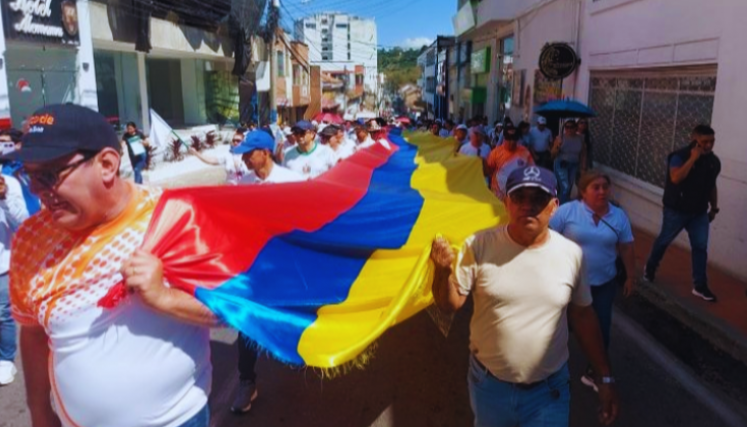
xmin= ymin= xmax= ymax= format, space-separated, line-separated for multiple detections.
xmin=631 ymin=279 xmax=747 ymax=367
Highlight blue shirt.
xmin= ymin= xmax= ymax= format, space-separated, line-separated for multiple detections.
xmin=550 ymin=200 xmax=634 ymax=286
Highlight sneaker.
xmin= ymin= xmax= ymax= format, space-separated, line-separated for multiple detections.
xmin=692 ymin=287 xmax=717 ymax=302
xmin=642 ymin=271 xmax=655 ymax=283
xmin=231 ymin=380 xmax=258 ymax=414
xmin=0 ymin=361 xmax=17 ymax=386
xmin=580 ymin=374 xmax=598 ymax=393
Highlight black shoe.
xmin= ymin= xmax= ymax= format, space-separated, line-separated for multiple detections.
xmin=692 ymin=287 xmax=717 ymax=302
xmin=642 ymin=270 xmax=655 ymax=283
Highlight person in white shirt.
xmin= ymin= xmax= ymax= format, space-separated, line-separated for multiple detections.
xmin=0 ymin=173 xmax=29 ymax=385
xmin=458 ymin=127 xmax=491 ymax=159
xmin=233 ymin=130 xmax=304 ymax=185
xmin=430 ymin=166 xmax=619 ymax=427
xmin=282 ymin=120 xmax=336 ymax=179
xmin=454 ymin=124 xmax=469 ymax=148
xmin=439 ymin=120 xmax=454 ymax=138
xmin=319 ymin=125 xmax=356 ymax=163
xmin=189 ymin=128 xmax=249 ymax=184
xmin=10 ymin=104 xmax=216 ymax=427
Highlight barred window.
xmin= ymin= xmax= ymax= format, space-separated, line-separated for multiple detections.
xmin=588 ymin=69 xmax=716 ymax=188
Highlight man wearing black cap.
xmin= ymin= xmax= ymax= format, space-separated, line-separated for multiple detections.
xmin=9 ymin=104 xmax=216 ymax=427
xmin=430 ymin=166 xmax=618 ymax=427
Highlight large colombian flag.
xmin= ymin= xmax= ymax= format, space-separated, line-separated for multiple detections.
xmin=141 ymin=130 xmax=506 ymax=368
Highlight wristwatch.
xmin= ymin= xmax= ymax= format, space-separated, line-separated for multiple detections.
xmin=598 ymin=376 xmax=616 ymax=385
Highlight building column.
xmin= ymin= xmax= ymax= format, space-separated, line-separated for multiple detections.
xmin=137 ymin=52 xmax=150 ymax=133
xmin=76 ymin=0 xmax=98 ymax=111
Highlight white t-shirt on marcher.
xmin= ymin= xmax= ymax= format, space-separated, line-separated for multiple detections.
xmin=459 ymin=143 xmax=491 ymax=159
xmin=282 ymin=143 xmax=337 ymax=179
xmin=217 ymin=151 xmax=249 ymax=184
xmin=331 ymin=139 xmax=357 ymax=163
xmin=0 ymin=174 xmax=29 ymax=274
xmin=452 ymin=226 xmax=591 ymax=384
xmin=237 ymin=163 xmax=305 ymax=185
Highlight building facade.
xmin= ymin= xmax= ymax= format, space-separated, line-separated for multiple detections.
xmin=448 ymin=0 xmax=747 ymax=280
xmin=294 ymin=12 xmax=378 ymax=113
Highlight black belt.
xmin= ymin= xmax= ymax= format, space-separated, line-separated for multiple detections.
xmin=473 ymin=356 xmax=547 ymax=390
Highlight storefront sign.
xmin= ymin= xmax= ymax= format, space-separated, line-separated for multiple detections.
xmin=538 ymin=43 xmax=578 ymax=80
xmin=471 ymin=47 xmax=490 ymax=74
xmin=2 ymin=0 xmax=80 ymax=45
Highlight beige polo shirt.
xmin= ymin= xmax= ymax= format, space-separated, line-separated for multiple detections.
xmin=452 ymin=226 xmax=592 ymax=384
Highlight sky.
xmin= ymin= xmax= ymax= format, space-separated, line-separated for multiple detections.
xmin=280 ymin=0 xmax=456 ymax=50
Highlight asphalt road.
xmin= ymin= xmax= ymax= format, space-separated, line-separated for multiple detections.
xmin=2 ymin=304 xmax=740 ymax=427
xmin=2 ymin=167 xmax=745 ymax=427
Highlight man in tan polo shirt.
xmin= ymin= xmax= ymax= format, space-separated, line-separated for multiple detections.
xmin=431 ymin=166 xmax=619 ymax=427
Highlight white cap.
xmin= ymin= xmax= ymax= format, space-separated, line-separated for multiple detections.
xmin=456 ymin=124 xmax=468 ymax=131
xmin=537 ymin=116 xmax=547 ymax=125
xmin=312 ymin=120 xmax=319 ymax=126
xmin=283 ymin=126 xmax=292 ymax=136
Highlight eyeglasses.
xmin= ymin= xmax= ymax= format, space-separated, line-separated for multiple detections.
xmin=509 ymin=190 xmax=553 ymax=207
xmin=24 ymin=151 xmax=97 ymax=190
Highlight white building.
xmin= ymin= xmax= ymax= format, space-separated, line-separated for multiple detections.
xmin=294 ymin=13 xmax=378 ymax=96
xmin=418 ymin=44 xmax=436 ymax=118
xmin=457 ymin=0 xmax=747 ymax=281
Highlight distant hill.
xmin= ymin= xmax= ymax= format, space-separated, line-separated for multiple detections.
xmin=378 ymin=46 xmax=427 ymax=94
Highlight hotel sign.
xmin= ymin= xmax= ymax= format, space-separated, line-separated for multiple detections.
xmin=3 ymin=0 xmax=80 ymax=46
xmin=471 ymin=47 xmax=490 ymax=74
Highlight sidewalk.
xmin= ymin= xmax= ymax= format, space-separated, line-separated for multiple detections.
xmin=630 ymin=228 xmax=747 ymax=365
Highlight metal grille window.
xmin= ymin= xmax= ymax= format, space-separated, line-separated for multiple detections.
xmin=589 ymin=69 xmax=716 ymax=188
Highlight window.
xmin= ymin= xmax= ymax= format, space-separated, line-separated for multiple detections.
xmin=348 ymin=53 xmax=351 ymax=61
xmin=322 ymin=36 xmax=329 ymax=43
xmin=322 ymin=46 xmax=329 ymax=52
xmin=322 ymin=54 xmax=331 ymax=61
xmin=322 ymin=19 xmax=328 ymax=24
xmin=322 ymin=28 xmax=328 ymax=34
xmin=277 ymin=51 xmax=284 ymax=77
xmin=588 ymin=71 xmax=717 ymax=187
xmin=293 ymin=65 xmax=302 ymax=85
xmin=305 ymin=23 xmax=316 ymax=29
xmin=336 ymin=23 xmax=348 ymax=29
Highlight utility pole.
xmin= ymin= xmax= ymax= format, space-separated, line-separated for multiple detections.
xmin=269 ymin=0 xmax=280 ymax=126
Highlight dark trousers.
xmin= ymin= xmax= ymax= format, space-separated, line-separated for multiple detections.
xmin=590 ymin=278 xmax=618 ymax=351
xmin=646 ymin=207 xmax=710 ymax=288
xmin=533 ymin=151 xmax=553 ymax=170
xmin=237 ymin=333 xmax=258 ymax=382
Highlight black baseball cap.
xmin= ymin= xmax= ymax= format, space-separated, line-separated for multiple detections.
xmin=7 ymin=104 xmax=119 ymax=163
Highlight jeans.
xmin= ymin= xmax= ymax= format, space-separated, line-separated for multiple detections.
xmin=179 ymin=405 xmax=209 ymax=427
xmin=468 ymin=355 xmax=570 ymax=427
xmin=646 ymin=207 xmax=709 ymax=288
xmin=238 ymin=333 xmax=258 ymax=382
xmin=132 ymin=154 xmax=147 ymax=184
xmin=553 ymin=159 xmax=579 ymax=205
xmin=590 ymin=278 xmax=618 ymax=352
xmin=0 ymin=274 xmax=16 ymax=362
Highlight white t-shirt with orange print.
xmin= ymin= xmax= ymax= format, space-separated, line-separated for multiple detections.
xmin=10 ymin=185 xmax=211 ymax=427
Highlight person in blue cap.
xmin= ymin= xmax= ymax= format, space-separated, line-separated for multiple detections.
xmin=0 ymin=128 xmax=41 ymax=215
xmin=227 ymin=129 xmax=303 ymax=414
xmin=430 ymin=166 xmax=619 ymax=427
xmin=232 ymin=130 xmax=303 ymax=185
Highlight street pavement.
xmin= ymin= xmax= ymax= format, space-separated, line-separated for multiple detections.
xmin=2 ymin=167 xmax=745 ymax=427
xmin=1 ymin=305 xmax=740 ymax=427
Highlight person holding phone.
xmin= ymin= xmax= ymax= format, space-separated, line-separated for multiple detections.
xmin=122 ymin=122 xmax=151 ymax=184
xmin=644 ymin=124 xmax=721 ymax=302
